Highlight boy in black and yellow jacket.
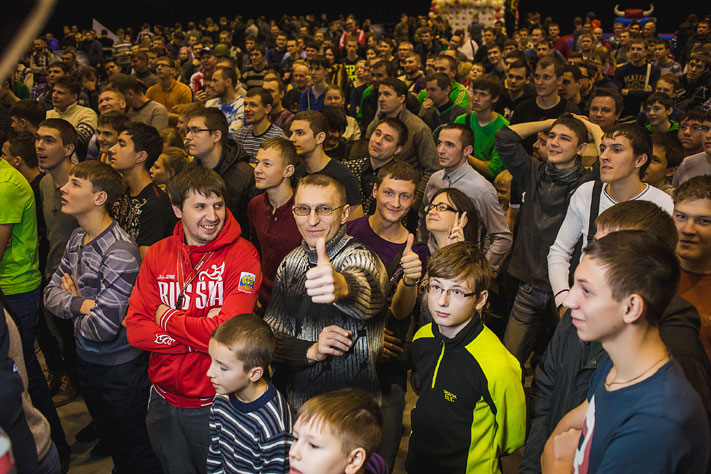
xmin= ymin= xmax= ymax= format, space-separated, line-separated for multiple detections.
xmin=406 ymin=242 xmax=526 ymax=473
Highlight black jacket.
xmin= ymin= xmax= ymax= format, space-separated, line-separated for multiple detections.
xmin=520 ymin=294 xmax=711 ymax=474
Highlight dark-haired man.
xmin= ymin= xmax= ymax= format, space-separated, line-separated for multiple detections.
xmin=263 ymin=77 xmax=294 ymax=129
xmin=47 ymin=76 xmax=98 ymax=159
xmin=416 ymin=54 xmax=469 ymax=109
xmin=418 ymin=73 xmax=468 ymax=131
xmin=109 ymin=122 xmax=175 ymax=259
xmin=111 ymin=74 xmax=168 ymax=130
xmin=234 ymin=88 xmax=283 ymax=162
xmin=146 ymin=57 xmax=193 ymax=126
xmin=613 ymin=37 xmax=660 ymax=118
xmin=10 ymin=99 xmax=46 ymax=135
xmin=205 ymin=66 xmax=245 ymax=139
xmin=126 ymin=167 xmax=261 ymax=474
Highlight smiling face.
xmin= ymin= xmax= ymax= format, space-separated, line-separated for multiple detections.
xmin=254 ymin=146 xmax=293 ymax=190
xmin=173 ymin=190 xmax=226 ymax=246
xmin=244 ymin=94 xmax=269 ymax=125
xmin=589 ymin=96 xmax=619 ymax=131
xmin=546 ymin=123 xmax=585 ymax=168
xmin=645 ymin=101 xmax=671 ymax=127
xmin=96 ymin=125 xmax=120 ymax=154
xmin=293 ymin=184 xmax=349 ymax=249
xmin=98 ymin=90 xmax=125 ymax=115
xmin=426 ymin=192 xmax=459 ymax=234
xmin=373 ymin=176 xmax=415 ymax=225
xmin=674 ymin=198 xmax=711 ymax=270
xmin=563 ymin=254 xmax=626 ymax=343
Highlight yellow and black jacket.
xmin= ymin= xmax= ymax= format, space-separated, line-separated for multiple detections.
xmin=406 ymin=314 xmax=526 ymax=474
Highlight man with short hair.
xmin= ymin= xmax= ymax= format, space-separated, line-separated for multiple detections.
xmin=416 ymin=54 xmax=469 ymax=109
xmin=248 ymin=137 xmax=302 ymax=309
xmin=146 ymin=57 xmax=192 ymax=125
xmin=46 ymin=76 xmax=98 ymax=159
xmin=262 ymin=77 xmax=294 ymax=130
xmin=677 ymin=52 xmax=711 ymax=111
xmin=672 ymin=113 xmax=711 ymax=187
xmin=496 ymin=61 xmax=533 ymax=122
xmin=95 ymin=111 xmax=130 ymax=163
xmin=190 ymin=48 xmax=218 ymax=95
xmin=10 ymin=99 xmax=46 ymax=135
xmin=126 ymin=167 xmax=262 ymax=474
xmin=414 ymin=29 xmax=442 ymax=65
xmin=130 ymin=52 xmax=159 ymax=90
xmin=290 ymin=111 xmax=363 ymax=220
xmin=486 ymin=44 xmax=506 ymax=80
xmin=264 ymin=173 xmax=388 ymax=409
xmin=345 ymin=118 xmax=408 ymax=215
xmin=653 ymin=40 xmax=682 ymax=77
xmin=97 ymin=88 xmax=126 ymax=116
xmin=111 ymin=74 xmax=169 ymax=130
xmin=284 ymin=61 xmax=310 ymax=114
xmin=549 ymin=23 xmax=571 ymax=59
xmin=266 ymin=33 xmax=289 ymax=72
xmin=548 ymin=124 xmax=674 ymax=309
xmin=185 ymin=107 xmax=255 ymax=234
xmin=398 ymin=52 xmax=426 ymax=95
xmin=417 ymin=123 xmax=512 ymax=270
xmin=108 ymin=122 xmax=175 ymax=259
xmin=559 ymin=65 xmax=584 ymax=108
xmin=365 ymin=78 xmax=440 ymax=217
xmin=677 ymin=109 xmax=708 ymax=158
xmin=418 ymin=73 xmax=468 ymax=131
xmin=299 ymin=56 xmax=330 ymax=112
xmin=614 ymin=37 xmax=661 ymax=118
xmin=243 ymin=44 xmax=269 ymax=90
xmin=234 ymin=88 xmax=283 ymax=162
xmin=588 ymin=87 xmax=623 ymax=132
xmin=205 ymin=66 xmax=245 ymax=139
xmin=455 ymin=75 xmax=509 ymax=180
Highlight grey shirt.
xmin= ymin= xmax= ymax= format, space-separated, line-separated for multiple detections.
xmin=416 ymin=163 xmax=513 ymax=270
xmin=39 ymin=174 xmax=79 ymax=278
xmin=129 ymin=99 xmax=169 ymax=130
xmin=672 ymin=152 xmax=711 ymax=188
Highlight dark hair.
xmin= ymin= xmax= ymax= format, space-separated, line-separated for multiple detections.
xmin=583 ymin=230 xmax=680 ymax=325
xmin=54 ymin=76 xmax=81 ymax=97
xmin=69 ymin=161 xmax=125 ymax=211
xmin=263 ymin=76 xmax=286 ymax=93
xmin=595 ymin=200 xmax=677 ymax=252
xmin=309 ymin=55 xmax=330 ymax=70
xmin=9 ymin=100 xmax=46 ymax=128
xmin=644 ymin=92 xmax=674 ymax=109
xmin=679 ymin=108 xmax=708 ymax=125
xmin=320 ymin=105 xmax=347 ymax=134
xmin=211 ymin=313 xmax=275 ymax=371
xmin=428 ymin=241 xmax=491 ymax=296
xmin=603 ymin=124 xmax=653 ymax=176
xmin=440 ymin=123 xmax=475 ymax=149
xmin=123 ymin=122 xmax=163 ymax=170
xmin=588 ymin=87 xmax=624 ymax=116
xmin=371 ymin=59 xmax=395 ymax=78
xmin=6 ymin=132 xmax=38 ymax=168
xmin=425 ymin=72 xmax=451 ymax=91
xmin=48 ymin=61 xmax=68 ymax=73
xmin=536 ymin=56 xmax=565 ymax=77
xmin=39 ymin=118 xmax=78 ymax=149
xmin=379 ymin=77 xmax=408 ymax=98
xmin=428 ymin=188 xmax=480 ymax=243
xmin=562 ymin=64 xmax=582 ymax=81
xmin=673 ymin=175 xmax=711 ymax=205
xmin=159 ymin=146 xmax=190 ymax=177
xmin=376 ymin=161 xmax=419 ymax=187
xmin=651 ymin=133 xmax=683 ymax=169
xmin=259 ymin=137 xmax=298 ymax=167
xmin=470 ymin=74 xmax=504 ymax=99
xmin=168 ymin=165 xmax=226 ymax=208
xmin=97 ymin=111 xmax=130 ymax=133
xmin=434 ymin=54 xmax=457 ymax=72
xmin=292 ymin=110 xmax=329 ymax=137
xmin=110 ymin=73 xmax=142 ymax=95
xmin=245 ymin=87 xmax=273 ymax=108
xmin=187 ymin=107 xmax=229 ymax=145
xmin=214 ymin=66 xmax=237 ymax=87
xmin=374 ymin=117 xmax=408 ymax=148
xmin=551 ymin=113 xmax=588 ymax=146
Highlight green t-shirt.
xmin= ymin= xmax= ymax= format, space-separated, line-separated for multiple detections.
xmin=454 ymin=111 xmax=509 ymax=180
xmin=417 ymin=80 xmax=470 ymax=109
xmin=0 ymin=160 xmax=41 ymax=294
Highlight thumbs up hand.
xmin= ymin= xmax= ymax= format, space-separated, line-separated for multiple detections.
xmin=305 ymin=238 xmax=350 ymax=304
xmin=400 ymin=234 xmax=422 ymax=287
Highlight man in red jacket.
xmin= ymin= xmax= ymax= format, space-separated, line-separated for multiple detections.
xmin=126 ymin=166 xmax=261 ymax=474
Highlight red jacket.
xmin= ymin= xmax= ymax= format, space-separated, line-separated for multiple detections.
xmin=126 ymin=210 xmax=261 ymax=408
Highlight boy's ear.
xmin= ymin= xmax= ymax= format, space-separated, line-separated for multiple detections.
xmin=576 ymin=140 xmax=588 ymax=156
xmin=172 ymin=204 xmax=183 ymax=220
xmin=283 ymin=164 xmax=295 ymax=178
xmin=248 ymin=366 xmax=264 ymax=382
xmin=344 ymin=447 xmax=367 ymax=474
xmin=622 ymin=293 xmax=645 ymax=324
xmin=475 ymin=289 xmax=489 ymax=313
xmin=94 ymin=189 xmax=108 ymax=208
xmin=665 ymin=165 xmax=678 ymax=178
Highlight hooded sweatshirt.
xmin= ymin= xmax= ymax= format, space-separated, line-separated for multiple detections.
xmin=126 ymin=210 xmax=261 ymax=408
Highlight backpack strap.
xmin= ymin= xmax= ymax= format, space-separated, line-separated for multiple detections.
xmin=587 ymin=180 xmax=604 ymax=243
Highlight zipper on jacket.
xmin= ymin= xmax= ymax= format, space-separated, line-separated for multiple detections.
xmin=431 ymin=340 xmax=445 ymax=389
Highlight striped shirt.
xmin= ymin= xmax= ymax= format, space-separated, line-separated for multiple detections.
xmin=43 ymin=221 xmax=142 ymax=366
xmin=207 ymin=382 xmax=292 ymax=474
xmin=234 ymin=123 xmax=283 ymax=163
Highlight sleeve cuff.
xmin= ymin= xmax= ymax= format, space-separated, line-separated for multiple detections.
xmin=159 ymin=308 xmax=179 ymax=330
xmin=69 ymin=296 xmax=86 ymax=315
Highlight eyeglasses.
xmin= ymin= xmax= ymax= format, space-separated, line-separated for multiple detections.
xmin=427 ymin=283 xmax=476 ymax=300
xmin=679 ymin=124 xmax=709 ymax=132
xmin=424 ymin=202 xmax=458 ymax=214
xmin=186 ymin=127 xmax=214 ymax=135
xmin=292 ymin=204 xmax=345 ymax=216
xmin=688 ymin=61 xmax=706 ymax=70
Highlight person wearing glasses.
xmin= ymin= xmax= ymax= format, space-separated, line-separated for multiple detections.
xmin=416 ymin=123 xmax=511 ymax=271
xmin=264 ymin=172 xmax=388 ymax=410
xmin=406 ymin=241 xmax=526 ymax=474
xmin=672 ymin=112 xmax=711 ymax=188
xmin=184 ymin=106 xmax=255 ymax=237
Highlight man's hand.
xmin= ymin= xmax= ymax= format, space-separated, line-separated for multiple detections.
xmin=382 ymin=328 xmax=404 ymax=359
xmin=305 ymin=238 xmax=349 ymax=304
xmin=400 ymin=234 xmax=422 ymax=286
xmin=61 ymin=273 xmax=81 ymax=296
xmin=419 ymin=98 xmax=434 ymax=117
xmin=306 ymin=325 xmax=353 ymax=363
xmin=194 ymin=89 xmax=207 ymax=102
xmin=541 ymin=428 xmax=581 ymax=473
xmin=155 ymin=304 xmax=170 ymax=325
xmin=206 ymin=307 xmax=221 ymax=318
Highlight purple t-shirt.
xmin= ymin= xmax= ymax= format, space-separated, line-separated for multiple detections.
xmin=347 ymin=216 xmax=429 ymax=278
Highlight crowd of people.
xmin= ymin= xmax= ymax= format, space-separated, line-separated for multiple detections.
xmin=1 ymin=7 xmax=711 ymax=474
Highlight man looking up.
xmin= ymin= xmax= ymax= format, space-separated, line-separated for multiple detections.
xmin=47 ymin=75 xmax=97 ymax=160
xmin=111 ymin=74 xmax=169 ymax=131
xmin=108 ymin=122 xmax=175 ymax=259
xmin=185 ymin=107 xmax=255 ymax=235
xmin=418 ymin=123 xmax=512 ymax=270
xmin=345 ymin=118 xmax=408 ymax=215
xmin=264 ymin=173 xmax=388 ymax=409
xmin=290 ymin=111 xmax=363 ymax=220
xmin=126 ymin=167 xmax=261 ymax=474
xmin=234 ymin=87 xmax=283 ymax=162
xmin=10 ymin=99 xmax=46 ymax=135
xmin=205 ymin=66 xmax=245 ymax=139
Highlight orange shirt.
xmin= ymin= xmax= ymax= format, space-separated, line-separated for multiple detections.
xmin=678 ymin=268 xmax=711 ymax=359
xmin=145 ymin=79 xmax=192 ymax=114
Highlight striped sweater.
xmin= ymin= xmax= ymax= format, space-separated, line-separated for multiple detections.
xmin=264 ymin=225 xmax=388 ymax=409
xmin=207 ymin=382 xmax=292 ymax=474
xmin=43 ymin=221 xmax=142 ymax=365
